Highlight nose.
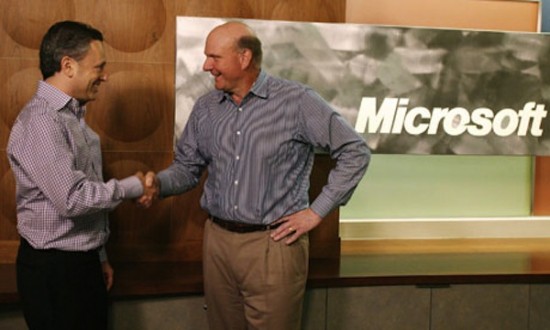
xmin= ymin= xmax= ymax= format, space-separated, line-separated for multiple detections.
xmin=202 ymin=58 xmax=213 ymax=72
xmin=100 ymin=72 xmax=109 ymax=82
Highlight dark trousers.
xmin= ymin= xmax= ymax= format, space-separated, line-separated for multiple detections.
xmin=16 ymin=239 xmax=108 ymax=330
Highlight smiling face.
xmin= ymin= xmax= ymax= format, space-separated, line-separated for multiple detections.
xmin=70 ymin=40 xmax=108 ymax=104
xmin=202 ymin=22 xmax=258 ymax=103
xmin=202 ymin=28 xmax=244 ymax=93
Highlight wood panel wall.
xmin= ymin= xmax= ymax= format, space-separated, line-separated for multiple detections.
xmin=2 ymin=0 xmax=542 ymax=266
xmin=0 ymin=0 xmax=346 ymax=264
xmin=346 ymin=0 xmax=539 ymax=32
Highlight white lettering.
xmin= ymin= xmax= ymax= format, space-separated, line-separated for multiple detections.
xmin=428 ymin=107 xmax=448 ymax=135
xmin=444 ymin=107 xmax=469 ymax=136
xmin=355 ymin=97 xmax=547 ymax=137
xmin=468 ymin=107 xmax=493 ymax=136
xmin=391 ymin=99 xmax=409 ymax=134
xmin=403 ymin=106 xmax=430 ymax=135
xmin=493 ymin=109 xmax=519 ymax=137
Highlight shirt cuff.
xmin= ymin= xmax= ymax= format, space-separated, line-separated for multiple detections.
xmin=118 ymin=175 xmax=144 ymax=199
xmin=156 ymin=171 xmax=170 ymax=197
xmin=98 ymin=246 xmax=108 ymax=262
xmin=310 ymin=193 xmax=336 ymax=219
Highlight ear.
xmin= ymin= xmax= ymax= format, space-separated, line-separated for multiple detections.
xmin=239 ymin=49 xmax=253 ymax=70
xmin=60 ymin=55 xmax=76 ymax=78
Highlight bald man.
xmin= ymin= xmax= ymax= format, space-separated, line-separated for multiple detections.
xmin=148 ymin=21 xmax=370 ymax=329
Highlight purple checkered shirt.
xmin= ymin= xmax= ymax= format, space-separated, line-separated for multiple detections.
xmin=7 ymin=81 xmax=143 ymax=260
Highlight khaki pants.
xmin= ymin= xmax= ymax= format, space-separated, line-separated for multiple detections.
xmin=203 ymin=219 xmax=309 ymax=330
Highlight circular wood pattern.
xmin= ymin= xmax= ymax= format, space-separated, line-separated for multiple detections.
xmin=1 ymin=0 xmax=76 ymax=49
xmin=0 ymin=0 xmax=349 ymax=266
xmin=0 ymin=168 xmax=16 ymax=227
xmin=0 ymin=63 xmax=41 ymax=151
xmin=178 ymin=0 xmax=254 ymax=18
xmin=87 ymin=70 xmax=164 ymax=143
xmin=92 ymin=0 xmax=166 ymax=53
xmin=268 ymin=0 xmax=339 ymax=22
xmin=103 ymin=158 xmax=149 ymax=179
xmin=0 ymin=66 xmax=41 ymax=133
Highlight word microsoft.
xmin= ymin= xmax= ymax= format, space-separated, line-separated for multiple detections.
xmin=355 ymin=97 xmax=547 ymax=137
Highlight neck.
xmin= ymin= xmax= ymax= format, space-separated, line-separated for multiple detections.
xmin=230 ymin=69 xmax=260 ymax=105
xmin=231 ymin=94 xmax=244 ymax=105
xmin=45 ymin=75 xmax=73 ymax=98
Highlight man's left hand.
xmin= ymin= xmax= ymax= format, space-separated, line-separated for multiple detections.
xmin=101 ymin=261 xmax=114 ymax=291
xmin=270 ymin=208 xmax=322 ymax=245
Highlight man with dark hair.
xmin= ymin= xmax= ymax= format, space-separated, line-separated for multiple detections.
xmin=144 ymin=21 xmax=370 ymax=329
xmin=7 ymin=20 xmax=150 ymax=330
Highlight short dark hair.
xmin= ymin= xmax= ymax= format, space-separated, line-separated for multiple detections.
xmin=237 ymin=35 xmax=262 ymax=69
xmin=39 ymin=20 xmax=103 ymax=79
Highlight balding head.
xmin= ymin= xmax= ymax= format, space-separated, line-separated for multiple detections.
xmin=202 ymin=21 xmax=263 ymax=103
xmin=208 ymin=21 xmax=263 ymax=69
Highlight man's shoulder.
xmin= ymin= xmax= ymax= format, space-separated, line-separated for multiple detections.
xmin=259 ymin=73 xmax=308 ymax=95
xmin=13 ymin=96 xmax=61 ymax=130
xmin=196 ymin=89 xmax=223 ymax=104
xmin=22 ymin=95 xmax=55 ymax=115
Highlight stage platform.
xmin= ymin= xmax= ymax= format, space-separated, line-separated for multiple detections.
xmin=2 ymin=238 xmax=550 ymax=303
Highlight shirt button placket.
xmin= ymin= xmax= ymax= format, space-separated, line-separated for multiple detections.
xmin=232 ymin=106 xmax=244 ymax=216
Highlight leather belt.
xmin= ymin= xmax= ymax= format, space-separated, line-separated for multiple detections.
xmin=210 ymin=216 xmax=282 ymax=233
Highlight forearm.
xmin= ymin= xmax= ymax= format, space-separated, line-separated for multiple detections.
xmin=311 ymin=140 xmax=370 ymax=218
xmin=156 ymin=163 xmax=201 ymax=197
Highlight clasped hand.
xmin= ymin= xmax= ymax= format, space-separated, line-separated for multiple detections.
xmin=134 ymin=171 xmax=159 ymax=208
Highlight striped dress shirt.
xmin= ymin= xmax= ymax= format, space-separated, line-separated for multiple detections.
xmin=158 ymin=70 xmax=370 ymax=224
xmin=7 ymin=81 xmax=143 ymax=259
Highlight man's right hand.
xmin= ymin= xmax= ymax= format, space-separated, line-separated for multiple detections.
xmin=136 ymin=171 xmax=159 ymax=208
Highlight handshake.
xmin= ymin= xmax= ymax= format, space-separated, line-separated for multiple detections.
xmin=134 ymin=171 xmax=159 ymax=208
